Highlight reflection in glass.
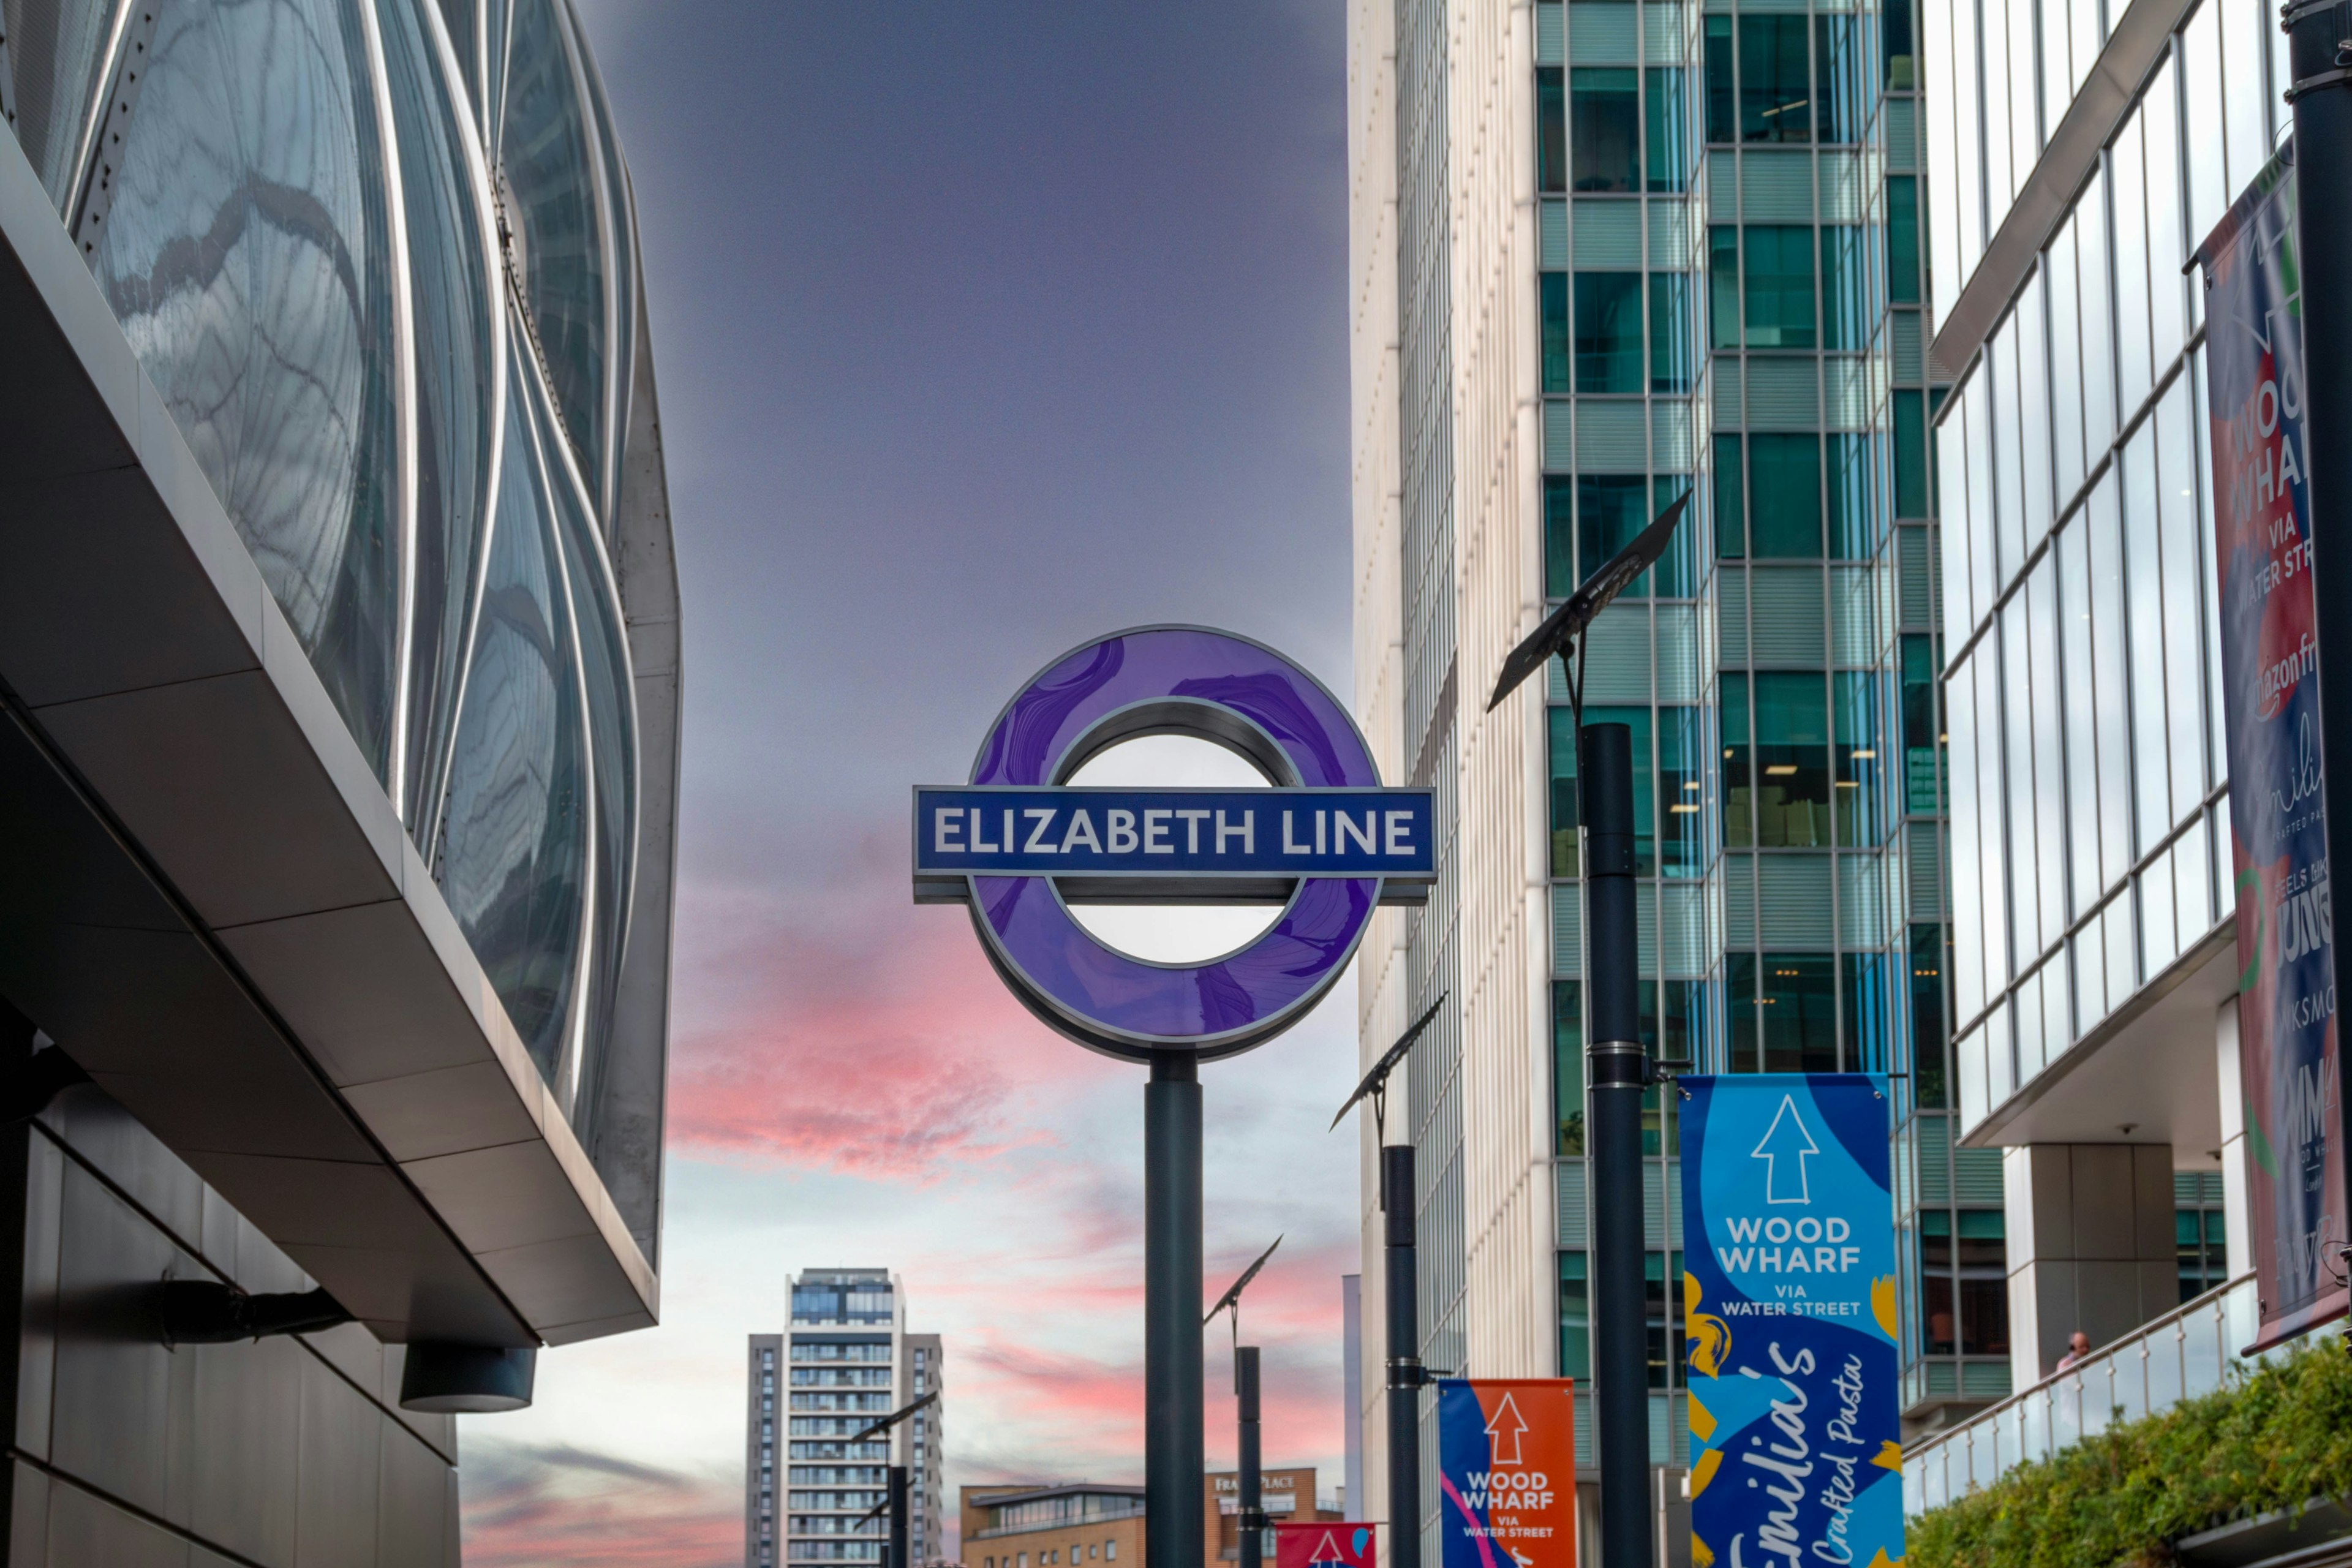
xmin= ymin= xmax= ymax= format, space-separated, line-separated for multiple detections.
xmin=1834 ymin=668 xmax=1882 ymax=843
xmin=388 ymin=0 xmax=501 ymax=835
xmin=1575 ymin=273 xmax=1644 ymax=391
xmin=1739 ymin=16 xmax=1811 ymax=142
xmin=1722 ymin=672 xmax=1752 ymax=848
xmin=1549 ymin=706 xmax=1581 ymax=875
xmin=91 ymin=0 xmax=401 ymax=778
xmin=1645 ymin=67 xmax=1687 ymax=192
xmin=1571 ymin=68 xmax=1639 ymax=192
xmin=1762 ymin=952 xmax=1836 ymax=1071
xmin=1660 ymin=704 xmax=1705 ymax=875
xmin=1755 ymin=671 xmax=1831 ymax=845
xmin=1743 ymin=225 xmax=1817 ymax=348
xmin=1555 ymin=980 xmax=1585 ymax=1153
xmin=502 ymin=0 xmax=608 ymax=496
xmin=438 ymin=341 xmax=589 ymax=1091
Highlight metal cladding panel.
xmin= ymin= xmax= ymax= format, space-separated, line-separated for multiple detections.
xmin=1557 ymin=1162 xmax=1586 ymax=1246
xmin=1743 ymin=357 xmax=1822 ymax=428
xmin=1724 ymin=853 xmax=1757 ymax=946
xmin=1647 ymin=199 xmax=1687 ymax=261
xmin=1820 ymin=153 xmax=1865 ymax=222
xmin=1643 ymin=4 xmax=1684 ymax=60
xmin=1652 ymin=399 xmax=1694 ymax=469
xmin=1885 ymin=99 xmax=1919 ymax=170
xmin=1544 ymin=399 xmax=1574 ymax=470
xmin=1658 ymin=883 xmax=1708 ymax=976
xmin=1830 ymin=564 xmax=1881 ymax=665
xmin=1899 ymin=526 xmax=1934 ymax=624
xmin=1718 ymin=566 xmax=1749 ymax=661
xmin=1577 ymin=400 xmax=1648 ymax=469
xmin=1909 ymin=821 xmax=1944 ymax=914
xmin=1583 ymin=606 xmax=1653 ymax=702
xmin=1537 ymin=1 xmax=1565 ymax=62
xmin=1713 ymin=355 xmax=1743 ymax=426
xmin=1553 ymin=884 xmax=1581 ymax=978
xmin=1707 ymin=151 xmax=1737 ymax=217
xmin=1758 ymin=853 xmax=1834 ymax=946
xmin=1894 ymin=312 xmax=1925 ymax=383
xmin=1568 ymin=3 xmax=1639 ymax=61
xmin=0 ymin=107 xmax=654 ymax=1348
xmin=1541 ymin=200 xmax=1569 ymax=267
xmin=1740 ymin=151 xmax=1815 ymax=221
xmin=1749 ymin=566 xmax=1827 ymax=663
xmin=1655 ymin=605 xmax=1701 ymax=701
xmin=1574 ymin=200 xmax=1643 ymax=268
xmin=1839 ymin=851 xmax=1888 ymax=947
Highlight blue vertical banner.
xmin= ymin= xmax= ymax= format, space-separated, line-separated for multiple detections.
xmin=1679 ymin=1074 xmax=1901 ymax=1568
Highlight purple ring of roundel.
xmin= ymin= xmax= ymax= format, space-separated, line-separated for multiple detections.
xmin=968 ymin=627 xmax=1382 ymax=1057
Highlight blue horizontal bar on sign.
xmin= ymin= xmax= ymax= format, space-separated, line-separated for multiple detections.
xmin=911 ymin=787 xmax=1436 ymax=879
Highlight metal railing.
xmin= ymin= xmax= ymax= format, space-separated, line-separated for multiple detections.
xmin=1904 ymin=1275 xmax=2266 ymax=1517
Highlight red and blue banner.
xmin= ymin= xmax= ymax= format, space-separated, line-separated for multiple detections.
xmin=2193 ymin=138 xmax=2345 ymax=1352
xmin=1435 ymin=1379 xmax=1578 ymax=1568
xmin=1273 ymin=1521 xmax=1376 ymax=1568
xmin=1679 ymin=1074 xmax=1900 ymax=1568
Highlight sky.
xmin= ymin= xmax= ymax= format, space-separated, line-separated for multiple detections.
xmin=459 ymin=6 xmax=1363 ymax=1566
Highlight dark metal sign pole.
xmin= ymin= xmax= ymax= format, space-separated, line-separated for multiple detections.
xmin=1237 ymin=1346 xmax=1265 ymax=1568
xmin=1147 ymin=1054 xmax=1205 ymax=1568
xmin=888 ymin=1465 xmax=910 ymax=1568
xmin=1581 ymin=723 xmax=1651 ymax=1568
xmin=1382 ymin=1142 xmax=1423 ymax=1568
xmin=1483 ymin=496 xmax=1687 ymax=1568
xmin=2281 ymin=0 xmax=2352 ymax=1346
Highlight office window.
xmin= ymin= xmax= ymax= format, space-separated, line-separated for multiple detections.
xmin=1716 ymin=434 xmax=1747 ymax=559
xmin=1575 ymin=273 xmax=1645 ymax=392
xmin=1740 ymin=16 xmax=1811 ymax=141
xmin=1572 ymin=68 xmax=1640 ymax=191
xmin=1542 ymin=272 xmax=1572 ymax=393
xmin=1709 ymin=227 xmax=1741 ymax=348
xmin=1705 ymin=15 xmax=1736 ymax=142
xmin=1539 ymin=67 xmax=1566 ymax=192
xmin=1559 ymin=1253 xmax=1592 ymax=1377
xmin=1654 ymin=475 xmax=1698 ymax=598
xmin=1755 ymin=671 xmax=1831 ymax=846
xmin=1743 ymin=227 xmax=1817 ymax=349
xmin=1885 ymin=0 xmax=1915 ymax=86
xmin=1887 ymin=178 xmax=1922 ymax=303
xmin=1722 ymin=672 xmax=1753 ymax=848
xmin=1728 ymin=952 xmax=1759 ymax=1069
xmin=1910 ymin=924 xmax=1948 ymax=1107
xmin=1646 ymin=67 xmax=1689 ymax=190
xmin=1645 ymin=1251 xmax=1689 ymax=1387
xmin=1826 ymin=431 xmax=1875 ymax=559
xmin=1841 ymin=951 xmax=1892 ymax=1072
xmin=1901 ymin=633 xmax=1940 ymax=813
xmin=1546 ymin=475 xmax=1577 ymax=598
xmin=1549 ymin=704 xmax=1581 ymax=875
xmin=1749 ymin=434 xmax=1823 ymax=557
xmin=2179 ymin=1210 xmax=2228 ymax=1301
xmin=1579 ymin=476 xmax=1653 ymax=593
xmin=1919 ymin=1212 xmax=1956 ymax=1352
xmin=1651 ymin=272 xmax=1694 ymax=393
xmin=1893 ymin=390 xmax=1929 ymax=518
xmin=1820 ymin=225 xmax=1869 ymax=351
xmin=1815 ymin=14 xmax=1864 ymax=143
xmin=1762 ymin=954 xmax=1836 ymax=1071
xmin=1661 ymin=703 xmax=1707 ymax=876
xmin=1556 ymin=980 xmax=1585 ymax=1156
xmin=1833 ymin=669 xmax=1882 ymax=845
xmin=1957 ymin=1212 xmax=2010 ymax=1356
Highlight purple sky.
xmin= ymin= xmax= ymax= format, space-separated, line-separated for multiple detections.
xmin=459 ymin=7 xmax=1367 ymax=1564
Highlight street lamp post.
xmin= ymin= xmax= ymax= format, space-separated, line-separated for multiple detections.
xmin=852 ymin=1389 xmax=940 ymax=1568
xmin=1332 ymin=998 xmax=1449 ymax=1568
xmin=1487 ymin=494 xmax=1691 ymax=1568
xmin=1208 ymin=1236 xmax=1284 ymax=1568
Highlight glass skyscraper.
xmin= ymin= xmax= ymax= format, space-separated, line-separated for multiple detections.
xmin=1352 ymin=0 xmax=2302 ymax=1534
xmin=1348 ymin=0 xmax=1959 ymax=1542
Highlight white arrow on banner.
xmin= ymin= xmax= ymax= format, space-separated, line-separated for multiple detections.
xmin=1750 ymin=1094 xmax=1819 ymax=1205
xmin=1482 ymin=1391 xmax=1528 ymax=1464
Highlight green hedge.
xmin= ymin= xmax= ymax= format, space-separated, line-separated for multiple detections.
xmin=1909 ymin=1341 xmax=2352 ymax=1568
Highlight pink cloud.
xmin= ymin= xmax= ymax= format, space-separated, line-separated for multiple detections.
xmin=665 ymin=873 xmax=1117 ymax=1178
xmin=462 ymin=1445 xmax=741 ymax=1568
